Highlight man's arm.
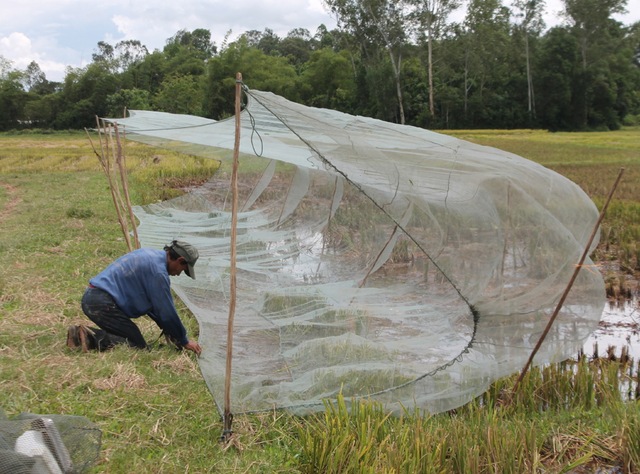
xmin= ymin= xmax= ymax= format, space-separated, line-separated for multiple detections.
xmin=147 ymin=272 xmax=201 ymax=355
xmin=150 ymin=315 xmax=201 ymax=355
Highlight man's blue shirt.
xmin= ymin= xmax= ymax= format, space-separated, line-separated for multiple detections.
xmin=89 ymin=248 xmax=188 ymax=345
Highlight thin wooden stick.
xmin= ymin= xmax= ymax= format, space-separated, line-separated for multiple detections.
xmin=511 ymin=167 xmax=625 ymax=395
xmin=114 ymin=123 xmax=140 ymax=249
xmin=86 ymin=120 xmax=132 ymax=251
xmin=106 ymin=123 xmax=134 ymax=251
xmin=222 ymin=72 xmax=242 ymax=442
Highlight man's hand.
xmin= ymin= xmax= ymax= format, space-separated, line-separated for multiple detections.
xmin=183 ymin=340 xmax=202 ymax=356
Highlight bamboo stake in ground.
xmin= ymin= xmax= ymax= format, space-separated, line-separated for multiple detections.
xmin=511 ymin=167 xmax=625 ymax=396
xmin=85 ymin=118 xmax=137 ymax=251
xmin=113 ymin=123 xmax=140 ymax=249
xmin=221 ymin=72 xmax=242 ymax=443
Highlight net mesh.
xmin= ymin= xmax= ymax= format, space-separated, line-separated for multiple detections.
xmin=103 ymin=88 xmax=604 ymax=415
xmin=0 ymin=409 xmax=101 ymax=473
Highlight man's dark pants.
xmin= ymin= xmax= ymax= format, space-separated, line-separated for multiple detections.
xmin=81 ymin=287 xmax=147 ymax=350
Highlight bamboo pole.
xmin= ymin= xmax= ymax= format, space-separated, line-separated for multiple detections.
xmin=511 ymin=167 xmax=625 ymax=395
xmin=221 ymin=72 xmax=242 ymax=443
xmin=113 ymin=123 xmax=140 ymax=249
xmin=86 ymin=119 xmax=133 ymax=251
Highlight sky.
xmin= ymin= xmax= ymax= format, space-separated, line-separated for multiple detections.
xmin=1 ymin=0 xmax=639 ymax=83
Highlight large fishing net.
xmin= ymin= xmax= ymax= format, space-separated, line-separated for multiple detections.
xmin=103 ymin=87 xmax=605 ymax=415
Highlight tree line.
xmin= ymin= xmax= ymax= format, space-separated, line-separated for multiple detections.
xmin=1 ymin=0 xmax=639 ymax=132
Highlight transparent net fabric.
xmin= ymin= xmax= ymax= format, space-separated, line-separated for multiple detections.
xmin=0 ymin=409 xmax=101 ymax=473
xmin=104 ymin=89 xmax=604 ymax=415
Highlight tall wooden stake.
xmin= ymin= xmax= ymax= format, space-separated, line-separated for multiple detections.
xmin=221 ymin=73 xmax=242 ymax=443
xmin=86 ymin=119 xmax=138 ymax=251
xmin=511 ymin=167 xmax=625 ymax=395
xmin=113 ymin=124 xmax=140 ymax=249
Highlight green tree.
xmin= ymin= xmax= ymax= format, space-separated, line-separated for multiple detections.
xmin=54 ymin=63 xmax=119 ymax=128
xmin=279 ymin=29 xmax=315 ymax=70
xmin=0 ymin=70 xmax=28 ymax=130
xmin=125 ymin=50 xmax=168 ymax=93
xmin=164 ymin=29 xmax=216 ymax=59
xmin=313 ymin=24 xmax=339 ymax=50
xmin=430 ymin=29 xmax=467 ymax=128
xmin=257 ymin=29 xmax=282 ymax=55
xmin=400 ymin=55 xmax=430 ymax=126
xmin=162 ymin=29 xmax=214 ymax=78
xmin=23 ymin=93 xmax=58 ymax=127
xmin=559 ymin=0 xmax=629 ymax=128
xmin=92 ymin=39 xmax=149 ymax=75
xmin=105 ymin=89 xmax=152 ymax=117
xmin=461 ymin=0 xmax=512 ymax=127
xmin=92 ymin=41 xmax=116 ymax=69
xmin=114 ymin=40 xmax=149 ymax=71
xmin=22 ymin=61 xmax=47 ymax=92
xmin=412 ymin=0 xmax=461 ymax=118
xmin=535 ymin=27 xmax=579 ymax=130
xmin=203 ymin=38 xmax=298 ymax=119
xmin=511 ymin=0 xmax=546 ymax=121
xmin=561 ymin=0 xmax=628 ymax=70
xmin=632 ymin=21 xmax=640 ymax=67
xmin=0 ymin=56 xmax=12 ymax=78
xmin=153 ymin=75 xmax=204 ymax=115
xmin=325 ymin=0 xmax=412 ymax=123
xmin=300 ymin=47 xmax=355 ymax=110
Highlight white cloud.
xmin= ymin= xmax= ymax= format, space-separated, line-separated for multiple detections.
xmin=0 ymin=32 xmax=34 ymax=68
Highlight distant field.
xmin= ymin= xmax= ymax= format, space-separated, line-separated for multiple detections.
xmin=443 ymin=127 xmax=640 ymax=202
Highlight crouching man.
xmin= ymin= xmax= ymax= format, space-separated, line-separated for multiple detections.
xmin=68 ymin=240 xmax=202 ymax=356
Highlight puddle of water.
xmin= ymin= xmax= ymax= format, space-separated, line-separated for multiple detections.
xmin=583 ymin=298 xmax=640 ymax=360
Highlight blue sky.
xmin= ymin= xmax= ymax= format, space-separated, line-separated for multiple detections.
xmin=1 ymin=0 xmax=638 ymax=83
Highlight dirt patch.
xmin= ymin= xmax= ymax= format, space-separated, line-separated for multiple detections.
xmin=0 ymin=183 xmax=21 ymax=222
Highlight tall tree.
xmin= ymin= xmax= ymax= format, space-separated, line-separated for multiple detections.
xmin=631 ymin=21 xmax=640 ymax=67
xmin=258 ymin=29 xmax=282 ymax=55
xmin=126 ymin=51 xmax=168 ymax=93
xmin=511 ymin=0 xmax=545 ymax=120
xmin=300 ymin=47 xmax=356 ymax=110
xmin=162 ymin=30 xmax=213 ymax=78
xmin=0 ymin=56 xmax=12 ymax=79
xmin=92 ymin=41 xmax=115 ymax=65
xmin=0 ymin=69 xmax=27 ymax=130
xmin=561 ymin=0 xmax=628 ymax=70
xmin=105 ymin=88 xmax=151 ymax=117
xmin=54 ymin=63 xmax=119 ymax=128
xmin=560 ymin=0 xmax=631 ymax=128
xmin=164 ymin=29 xmax=216 ymax=59
xmin=153 ymin=75 xmax=203 ymax=115
xmin=535 ymin=27 xmax=579 ymax=130
xmin=412 ymin=0 xmax=460 ymax=118
xmin=325 ymin=0 xmax=411 ymax=123
xmin=22 ymin=61 xmax=46 ymax=91
xmin=279 ymin=29 xmax=315 ymax=70
xmin=462 ymin=0 xmax=512 ymax=126
xmin=313 ymin=24 xmax=339 ymax=50
xmin=203 ymin=37 xmax=298 ymax=119
xmin=114 ymin=40 xmax=149 ymax=72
